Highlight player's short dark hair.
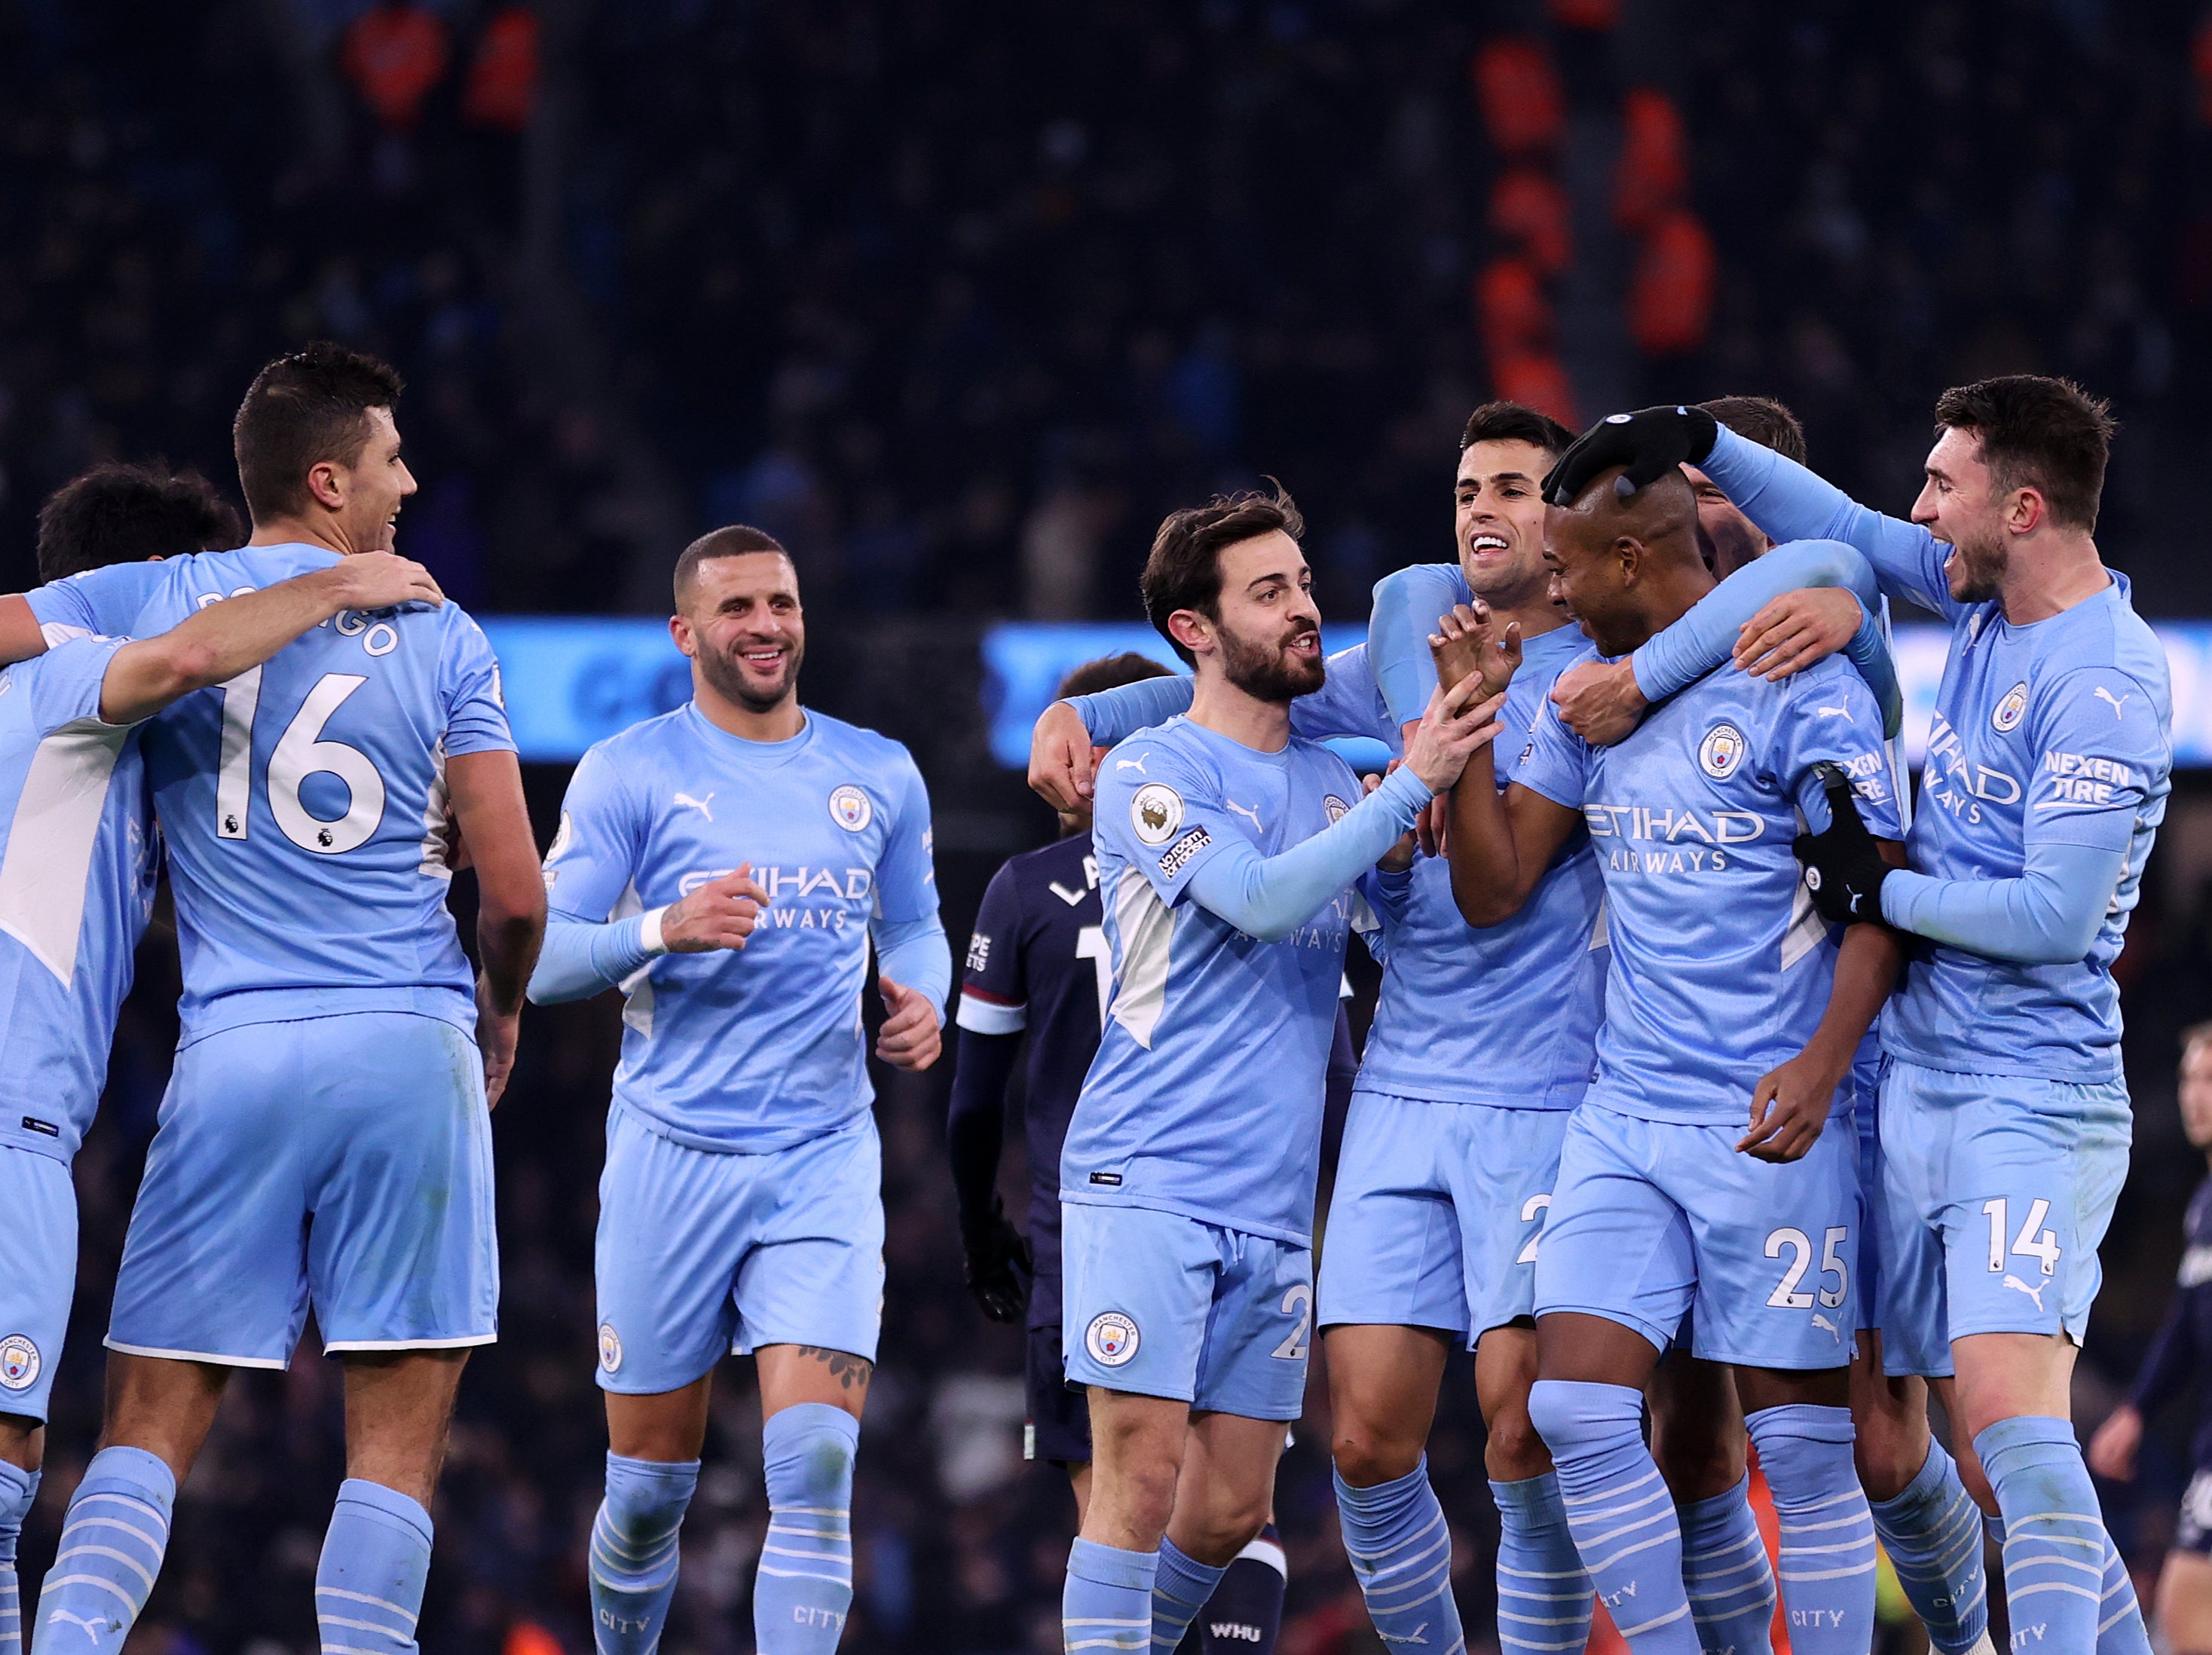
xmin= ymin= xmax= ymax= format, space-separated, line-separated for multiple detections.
xmin=37 ymin=462 xmax=242 ymax=582
xmin=1698 ymin=396 xmax=1808 ymax=465
xmin=1140 ymin=486 xmax=1305 ymax=668
xmin=1460 ymin=401 xmax=1575 ymax=458
xmin=232 ymin=342 xmax=405 ymax=525
xmin=1057 ymin=653 xmax=1175 ymax=700
xmin=672 ymin=524 xmax=793 ymax=607
xmin=1931 ymin=375 xmax=2115 ymax=533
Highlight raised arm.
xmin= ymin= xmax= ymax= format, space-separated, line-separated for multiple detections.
xmin=446 ymin=748 xmax=547 ymax=1106
xmin=99 ymin=552 xmax=443 ymax=724
xmin=1369 ymin=562 xmax=1473 ymax=726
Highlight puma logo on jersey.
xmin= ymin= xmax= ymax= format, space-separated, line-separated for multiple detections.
xmin=2002 ymin=1274 xmax=2047 ymax=1312
xmin=1813 ymin=704 xmax=1855 ymax=723
xmin=2094 ymin=687 xmax=2131 ymax=719
xmin=1224 ymin=800 xmax=1263 ymax=831
xmin=1813 ymin=1312 xmax=1840 ymax=1339
xmin=1115 ymin=754 xmax=1148 ymax=772
xmin=674 ymin=791 xmax=715 ymax=821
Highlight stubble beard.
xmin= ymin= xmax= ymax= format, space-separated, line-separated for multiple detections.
xmin=701 ymin=638 xmax=803 ymax=713
xmin=1220 ymin=619 xmax=1325 ymax=704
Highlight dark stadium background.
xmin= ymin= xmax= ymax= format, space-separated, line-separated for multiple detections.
xmin=6 ymin=1 xmax=2212 ymax=1650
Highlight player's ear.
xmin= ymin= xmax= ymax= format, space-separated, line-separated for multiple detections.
xmin=304 ymin=459 xmax=347 ymax=512
xmin=1166 ymin=609 xmax=1213 ymax=657
xmin=669 ymin=613 xmax=697 ymax=658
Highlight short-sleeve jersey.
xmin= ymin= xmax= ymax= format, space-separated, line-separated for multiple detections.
xmin=957 ymin=831 xmax=1109 ymax=1328
xmin=1351 ymin=623 xmax=1608 ymax=1108
xmin=1517 ymin=653 xmax=1901 ymax=1126
xmin=1063 ymin=716 xmax=1361 ymax=1244
xmin=1882 ymin=577 xmax=2170 ymax=1082
xmin=543 ymin=703 xmax=939 ymax=1152
xmin=31 ymin=546 xmax=516 ymax=1042
xmin=0 ymin=637 xmax=159 ymax=1159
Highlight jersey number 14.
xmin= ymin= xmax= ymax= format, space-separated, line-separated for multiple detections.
xmin=216 ymin=669 xmax=386 ymax=854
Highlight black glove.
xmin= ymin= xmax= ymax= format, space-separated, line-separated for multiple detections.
xmin=959 ymin=1201 xmax=1033 ymax=1323
xmin=1541 ymin=405 xmax=1721 ymax=505
xmin=1793 ymin=760 xmax=1892 ymax=924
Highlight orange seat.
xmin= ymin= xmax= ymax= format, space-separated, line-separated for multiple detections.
xmin=343 ymin=2 xmax=451 ymax=131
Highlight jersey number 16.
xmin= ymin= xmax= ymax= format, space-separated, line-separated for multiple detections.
xmin=216 ymin=669 xmax=387 ymax=854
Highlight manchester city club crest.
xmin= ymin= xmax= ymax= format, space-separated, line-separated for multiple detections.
xmin=0 ymin=1333 xmax=39 ymax=1391
xmin=1085 ymin=1311 xmax=1141 ymax=1367
xmin=1130 ymin=782 xmax=1185 ymax=846
xmin=1993 ymin=681 xmax=2029 ymax=732
xmin=828 ymin=784 xmax=873 ymax=831
xmin=597 ymin=1323 xmax=623 ymax=1374
xmin=1323 ymin=794 xmax=1350 ymax=823
xmin=1698 ymin=722 xmax=1746 ymax=780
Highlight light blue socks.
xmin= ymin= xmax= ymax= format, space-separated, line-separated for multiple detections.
xmin=1065 ymin=1537 xmax=1154 ymax=1653
xmin=1152 ymin=1536 xmax=1228 ymax=1650
xmin=30 ymin=1445 xmax=174 ymax=1655
xmin=754 ymin=1403 xmax=858 ymax=1653
xmin=315 ymin=1479 xmax=433 ymax=1655
xmin=1332 ymin=1458 xmax=1465 ymax=1653
xmin=1491 ymin=1472 xmax=1589 ymax=1655
xmin=589 ymin=1453 xmax=699 ymax=1654
xmin=1866 ymin=1436 xmax=1988 ymax=1655
xmin=0 ymin=1461 xmax=37 ymax=1655
xmin=1977 ymin=1416 xmax=2146 ymax=1655
xmin=1745 ymin=1405 xmax=1874 ymax=1655
xmin=1675 ymin=1475 xmax=1773 ymax=1655
xmin=1527 ymin=1380 xmax=1698 ymax=1654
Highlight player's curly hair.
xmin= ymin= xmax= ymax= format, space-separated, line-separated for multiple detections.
xmin=232 ymin=341 xmax=405 ymax=525
xmin=1140 ymin=485 xmax=1305 ymax=667
xmin=36 ymin=461 xmax=242 ymax=582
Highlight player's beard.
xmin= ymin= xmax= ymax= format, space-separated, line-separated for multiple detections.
xmin=1946 ymin=525 xmax=2009 ymax=602
xmin=699 ymin=635 xmax=804 ymax=712
xmin=1219 ymin=616 xmax=1325 ymax=703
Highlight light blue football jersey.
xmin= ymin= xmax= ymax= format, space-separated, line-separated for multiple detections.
xmin=1356 ymin=622 xmax=1607 ymax=1107
xmin=30 ymin=545 xmax=515 ymax=1041
xmin=1517 ymin=653 xmax=1901 ymax=1127
xmin=0 ymin=637 xmax=158 ymax=1160
xmin=1883 ymin=573 xmax=2169 ymax=1081
xmin=1063 ymin=716 xmax=1362 ymax=1244
xmin=543 ymin=702 xmax=940 ymax=1152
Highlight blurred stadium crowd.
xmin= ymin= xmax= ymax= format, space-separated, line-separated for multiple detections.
xmin=8 ymin=1 xmax=2212 ymax=1650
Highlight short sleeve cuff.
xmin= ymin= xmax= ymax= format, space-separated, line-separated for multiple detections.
xmin=956 ymin=993 xmax=1027 ymax=1036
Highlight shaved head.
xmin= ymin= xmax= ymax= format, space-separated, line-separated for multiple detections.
xmin=1541 ymin=465 xmax=1713 ymax=656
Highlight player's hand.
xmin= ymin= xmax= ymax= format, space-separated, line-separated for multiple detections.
xmin=1403 ymin=675 xmax=1508 ymax=796
xmin=2087 ymin=1403 xmax=2143 ymax=1482
xmin=1739 ymin=1050 xmax=1840 ymax=1163
xmin=1029 ymin=701 xmax=1098 ymax=812
xmin=959 ymin=1200 xmax=1033 ymax=1323
xmin=660 ymin=864 xmax=768 ymax=953
xmin=1550 ymin=658 xmax=1648 ymax=746
xmin=1541 ymin=404 xmax=1720 ymax=505
xmin=876 ymin=974 xmax=942 ymax=1071
xmin=1371 ymin=769 xmax=1418 ymax=871
xmin=475 ymin=975 xmax=519 ymax=1109
xmin=1734 ymin=588 xmax=1863 ymax=681
xmin=1793 ymin=763 xmax=1892 ymax=925
xmin=1430 ymin=601 xmax=1522 ymax=702
xmin=325 ymin=550 xmax=445 ymax=612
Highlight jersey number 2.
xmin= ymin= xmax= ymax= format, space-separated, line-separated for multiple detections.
xmin=216 ymin=670 xmax=386 ymax=854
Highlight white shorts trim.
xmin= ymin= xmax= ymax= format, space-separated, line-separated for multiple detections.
xmin=323 ymin=1334 xmax=497 ymax=1353
xmin=102 ymin=1338 xmax=289 ymax=1371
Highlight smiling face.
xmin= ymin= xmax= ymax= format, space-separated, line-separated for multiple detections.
xmin=1911 ymin=426 xmax=2012 ymax=603
xmin=1683 ymin=462 xmax=1770 ymax=577
xmin=1180 ymin=528 xmax=1324 ymax=703
xmin=333 ymin=406 xmax=416 ymax=552
xmin=673 ymin=550 xmax=806 ymax=713
xmin=1455 ymin=437 xmax=1557 ymax=608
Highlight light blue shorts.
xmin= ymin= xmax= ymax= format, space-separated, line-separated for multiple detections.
xmin=0 ymin=1146 xmax=75 ymax=1421
xmin=1876 ymin=1057 xmax=2131 ymax=1378
xmin=594 ymin=1103 xmax=885 ymax=1394
xmin=1535 ymin=1100 xmax=1860 ymax=1371
xmin=1061 ymin=1201 xmax=1311 ymax=1421
xmin=1317 ymin=1091 xmax=1568 ymax=1346
xmin=108 ymin=1013 xmax=497 ymax=1367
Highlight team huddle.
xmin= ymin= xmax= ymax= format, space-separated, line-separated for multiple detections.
xmin=0 ymin=333 xmax=2168 ymax=1655
xmin=999 ymin=375 xmax=2169 ymax=1655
